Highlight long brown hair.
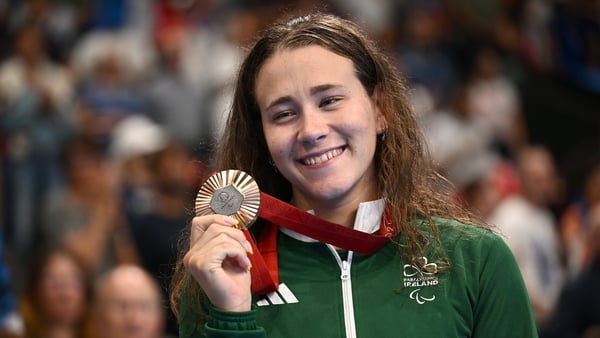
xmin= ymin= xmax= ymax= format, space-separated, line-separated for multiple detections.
xmin=170 ymin=12 xmax=485 ymax=320
xmin=20 ymin=246 xmax=94 ymax=338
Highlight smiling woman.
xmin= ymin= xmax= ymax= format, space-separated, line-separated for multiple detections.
xmin=170 ymin=12 xmax=538 ymax=338
xmin=256 ymin=45 xmax=385 ymax=215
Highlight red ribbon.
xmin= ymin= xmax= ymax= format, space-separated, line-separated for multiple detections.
xmin=246 ymin=192 xmax=394 ymax=295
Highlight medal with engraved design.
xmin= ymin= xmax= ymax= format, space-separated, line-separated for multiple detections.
xmin=195 ymin=170 xmax=261 ymax=229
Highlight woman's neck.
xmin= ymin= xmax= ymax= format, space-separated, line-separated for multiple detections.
xmin=292 ymin=196 xmax=365 ymax=228
xmin=291 ymin=185 xmax=379 ymax=228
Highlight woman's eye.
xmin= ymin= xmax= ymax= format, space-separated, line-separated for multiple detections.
xmin=319 ymin=96 xmax=342 ymax=108
xmin=273 ymin=110 xmax=295 ymax=121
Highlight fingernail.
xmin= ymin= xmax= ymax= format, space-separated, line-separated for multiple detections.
xmin=246 ymin=264 xmax=253 ymax=272
xmin=244 ymin=241 xmax=254 ymax=254
xmin=224 ymin=217 xmax=239 ymax=226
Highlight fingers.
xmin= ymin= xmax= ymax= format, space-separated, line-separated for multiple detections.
xmin=184 ymin=214 xmax=254 ymax=311
xmin=189 ymin=214 xmax=253 ymax=254
xmin=185 ymin=232 xmax=252 ymax=273
xmin=190 ymin=214 xmax=239 ymax=235
xmin=185 ymin=214 xmax=254 ymax=274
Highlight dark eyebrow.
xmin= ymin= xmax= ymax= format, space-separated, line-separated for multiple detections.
xmin=265 ymin=84 xmax=345 ymax=111
xmin=309 ymin=84 xmax=344 ymax=95
xmin=265 ymin=96 xmax=294 ymax=112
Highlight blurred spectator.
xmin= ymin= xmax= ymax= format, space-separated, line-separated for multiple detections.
xmin=487 ymin=145 xmax=564 ymax=330
xmin=542 ymin=201 xmax=600 ymax=338
xmin=70 ymin=31 xmax=148 ymax=153
xmin=465 ymin=44 xmax=527 ymax=159
xmin=91 ymin=264 xmax=170 ymax=338
xmin=69 ymin=30 xmax=153 ymax=84
xmin=0 ymin=234 xmax=23 ymax=338
xmin=20 ymin=247 xmax=93 ymax=338
xmin=149 ymin=1 xmax=263 ymax=158
xmin=200 ymin=6 xmax=266 ymax=151
xmin=140 ymin=24 xmax=213 ymax=157
xmin=108 ymin=115 xmax=194 ymax=336
xmin=445 ymin=0 xmax=531 ymax=85
xmin=108 ymin=115 xmax=181 ymax=333
xmin=7 ymin=0 xmax=87 ymax=64
xmin=457 ymin=158 xmax=519 ymax=220
xmin=108 ymin=114 xmax=169 ymax=221
xmin=559 ymin=162 xmax=600 ymax=281
xmin=138 ymin=142 xmax=193 ymax=232
xmin=519 ymin=0 xmax=555 ymax=71
xmin=395 ymin=4 xmax=457 ymax=108
xmin=126 ymin=141 xmax=196 ymax=336
xmin=0 ymin=23 xmax=74 ymax=277
xmin=40 ymin=136 xmax=137 ymax=276
xmin=420 ymin=85 xmax=494 ymax=188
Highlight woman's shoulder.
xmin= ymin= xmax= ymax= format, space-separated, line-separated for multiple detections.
xmin=421 ymin=216 xmax=520 ymax=280
xmin=427 ymin=216 xmax=506 ymax=252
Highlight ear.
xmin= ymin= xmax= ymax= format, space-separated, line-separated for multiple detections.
xmin=372 ymin=86 xmax=387 ymax=134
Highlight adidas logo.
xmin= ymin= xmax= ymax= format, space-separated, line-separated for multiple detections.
xmin=256 ymin=283 xmax=299 ymax=306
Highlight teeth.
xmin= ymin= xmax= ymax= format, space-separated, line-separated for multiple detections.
xmin=303 ymin=148 xmax=343 ymax=165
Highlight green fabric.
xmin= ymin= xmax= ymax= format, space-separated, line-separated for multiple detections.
xmin=178 ymin=292 xmax=266 ymax=338
xmin=179 ymin=218 xmax=538 ymax=337
xmin=204 ymin=307 xmax=264 ymax=338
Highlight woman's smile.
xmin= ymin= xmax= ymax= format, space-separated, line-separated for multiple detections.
xmin=255 ymin=45 xmax=386 ymax=208
xmin=298 ymin=146 xmax=345 ymax=166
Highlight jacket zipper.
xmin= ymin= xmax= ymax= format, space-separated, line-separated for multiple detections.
xmin=328 ymin=246 xmax=356 ymax=338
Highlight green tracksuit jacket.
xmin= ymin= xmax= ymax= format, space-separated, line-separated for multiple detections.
xmin=178 ymin=217 xmax=538 ymax=337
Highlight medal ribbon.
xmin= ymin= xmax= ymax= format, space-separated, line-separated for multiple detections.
xmin=246 ymin=192 xmax=395 ymax=295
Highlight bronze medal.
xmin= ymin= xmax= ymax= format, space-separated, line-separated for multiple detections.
xmin=195 ymin=170 xmax=261 ymax=229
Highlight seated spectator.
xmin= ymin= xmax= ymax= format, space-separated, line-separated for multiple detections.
xmin=19 ymin=247 xmax=93 ymax=338
xmin=90 ymin=264 xmax=170 ymax=338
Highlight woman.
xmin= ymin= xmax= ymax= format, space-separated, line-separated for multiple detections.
xmin=20 ymin=247 xmax=93 ymax=338
xmin=170 ymin=13 xmax=537 ymax=337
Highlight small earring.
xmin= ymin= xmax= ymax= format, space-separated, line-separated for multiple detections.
xmin=378 ymin=130 xmax=386 ymax=142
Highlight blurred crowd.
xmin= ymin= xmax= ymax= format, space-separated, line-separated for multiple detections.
xmin=0 ymin=0 xmax=598 ymax=337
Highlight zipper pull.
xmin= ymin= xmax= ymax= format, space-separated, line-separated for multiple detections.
xmin=341 ymin=260 xmax=350 ymax=280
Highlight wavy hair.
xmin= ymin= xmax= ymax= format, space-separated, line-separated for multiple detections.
xmin=170 ymin=12 xmax=485 ymax=321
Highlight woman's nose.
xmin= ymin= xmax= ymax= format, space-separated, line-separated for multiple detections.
xmin=297 ymin=108 xmax=328 ymax=144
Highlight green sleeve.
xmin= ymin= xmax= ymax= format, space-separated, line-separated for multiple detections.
xmin=203 ymin=306 xmax=266 ymax=338
xmin=472 ymin=233 xmax=538 ymax=337
xmin=178 ymin=293 xmax=266 ymax=338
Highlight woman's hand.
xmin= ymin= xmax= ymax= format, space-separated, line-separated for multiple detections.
xmin=183 ymin=215 xmax=254 ymax=312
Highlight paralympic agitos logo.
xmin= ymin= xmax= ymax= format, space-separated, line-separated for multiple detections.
xmin=403 ymin=257 xmax=438 ymax=304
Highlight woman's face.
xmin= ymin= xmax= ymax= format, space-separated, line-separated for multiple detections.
xmin=255 ymin=45 xmax=385 ymax=210
xmin=37 ymin=253 xmax=87 ymax=325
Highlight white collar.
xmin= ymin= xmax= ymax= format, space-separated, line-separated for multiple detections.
xmin=280 ymin=199 xmax=385 ymax=243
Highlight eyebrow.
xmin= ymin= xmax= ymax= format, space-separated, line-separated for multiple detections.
xmin=264 ymin=84 xmax=346 ymax=111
